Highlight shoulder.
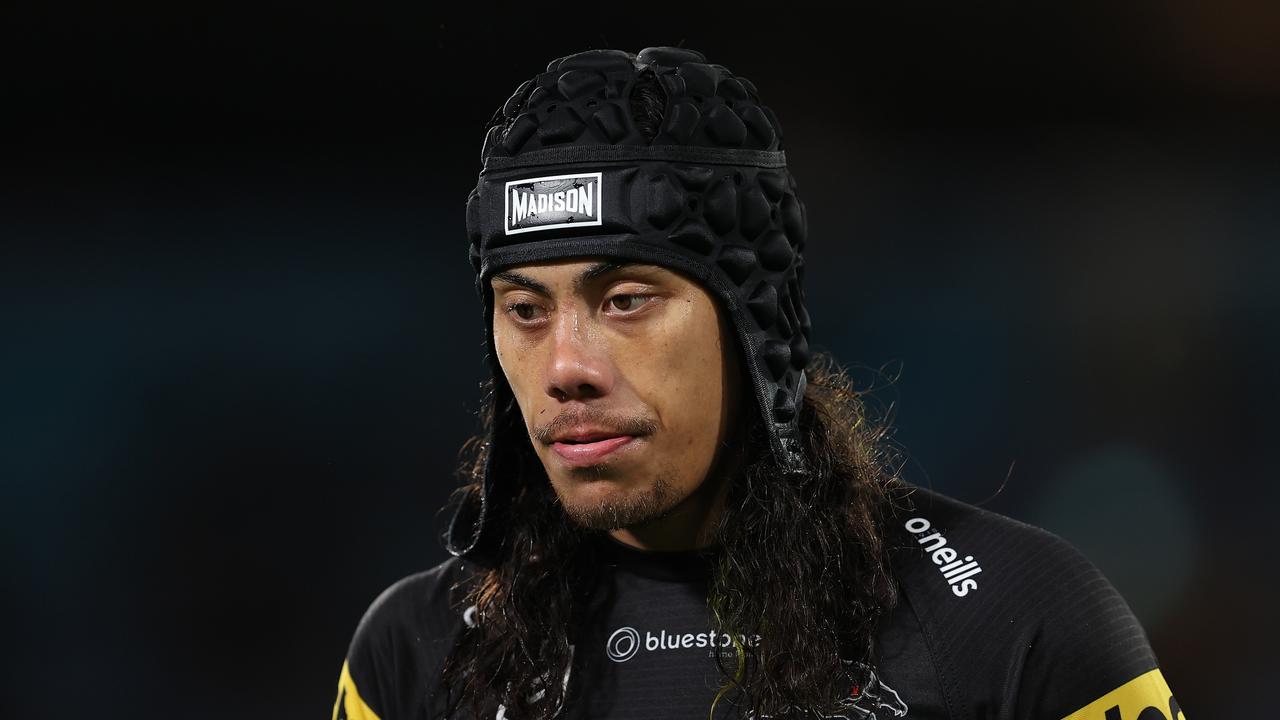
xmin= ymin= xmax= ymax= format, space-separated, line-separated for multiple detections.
xmin=883 ymin=484 xmax=1183 ymax=719
xmin=885 ymin=483 xmax=1100 ymax=601
xmin=348 ymin=555 xmax=474 ymax=653
xmin=335 ymin=556 xmax=478 ymax=720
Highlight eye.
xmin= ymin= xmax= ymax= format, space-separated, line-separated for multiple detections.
xmin=607 ymin=294 xmax=653 ymax=313
xmin=504 ymin=301 xmax=545 ymax=323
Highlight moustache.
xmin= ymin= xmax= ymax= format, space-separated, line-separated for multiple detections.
xmin=532 ymin=407 xmax=660 ymax=445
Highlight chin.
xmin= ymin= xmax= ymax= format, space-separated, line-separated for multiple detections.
xmin=549 ymin=469 xmax=628 ymax=506
xmin=548 ymin=468 xmax=680 ymax=532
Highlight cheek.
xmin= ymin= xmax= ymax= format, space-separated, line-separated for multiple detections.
xmin=493 ymin=325 xmax=540 ymax=410
xmin=635 ymin=307 xmax=726 ymax=454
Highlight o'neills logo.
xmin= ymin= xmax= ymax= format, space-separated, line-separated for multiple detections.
xmin=504 ymin=172 xmax=603 ymax=235
xmin=904 ymin=517 xmax=982 ymax=597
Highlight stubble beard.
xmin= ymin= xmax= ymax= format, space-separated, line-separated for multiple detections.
xmin=551 ymin=464 xmax=682 ymax=532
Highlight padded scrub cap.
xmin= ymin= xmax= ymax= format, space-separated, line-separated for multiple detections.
xmin=448 ymin=46 xmax=812 ymax=561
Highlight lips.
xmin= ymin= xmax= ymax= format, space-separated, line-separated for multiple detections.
xmin=551 ymin=434 xmax=637 ymax=467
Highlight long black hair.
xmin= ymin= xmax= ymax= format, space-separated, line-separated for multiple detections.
xmin=439 ymin=350 xmax=909 ymax=719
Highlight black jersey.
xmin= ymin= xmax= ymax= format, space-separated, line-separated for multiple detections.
xmin=332 ymin=485 xmax=1185 ymax=720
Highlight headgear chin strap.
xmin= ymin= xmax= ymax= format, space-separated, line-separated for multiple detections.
xmin=447 ymin=47 xmax=812 ymax=564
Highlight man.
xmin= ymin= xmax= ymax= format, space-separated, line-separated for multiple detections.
xmin=333 ymin=47 xmax=1185 ymax=720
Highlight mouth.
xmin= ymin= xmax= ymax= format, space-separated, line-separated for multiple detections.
xmin=550 ymin=434 xmax=638 ymax=467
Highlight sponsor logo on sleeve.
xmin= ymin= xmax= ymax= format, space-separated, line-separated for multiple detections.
xmin=904 ymin=516 xmax=983 ymax=597
xmin=1058 ymin=668 xmax=1185 ymax=720
xmin=505 ymin=172 xmax=603 ymax=235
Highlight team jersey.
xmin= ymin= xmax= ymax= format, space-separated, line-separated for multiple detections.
xmin=332 ymin=485 xmax=1185 ymax=720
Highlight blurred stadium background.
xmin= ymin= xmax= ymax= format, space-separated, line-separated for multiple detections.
xmin=2 ymin=2 xmax=1276 ymax=716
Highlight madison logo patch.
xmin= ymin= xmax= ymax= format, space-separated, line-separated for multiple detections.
xmin=504 ymin=172 xmax=603 ymax=235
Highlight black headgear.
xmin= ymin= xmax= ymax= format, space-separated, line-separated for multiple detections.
xmin=446 ymin=46 xmax=812 ymax=562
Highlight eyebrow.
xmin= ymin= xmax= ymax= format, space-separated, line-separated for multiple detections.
xmin=491 ymin=261 xmax=642 ymax=297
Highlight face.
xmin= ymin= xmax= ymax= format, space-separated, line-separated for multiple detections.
xmin=490 ymin=258 xmax=744 ymax=537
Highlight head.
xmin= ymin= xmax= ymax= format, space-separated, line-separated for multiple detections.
xmin=440 ymin=46 xmax=908 ymax=720
xmin=490 ymin=258 xmax=746 ymax=548
xmin=449 ymin=44 xmax=814 ymax=563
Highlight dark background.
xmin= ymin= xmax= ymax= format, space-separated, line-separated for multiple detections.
xmin=2 ymin=1 xmax=1276 ymax=716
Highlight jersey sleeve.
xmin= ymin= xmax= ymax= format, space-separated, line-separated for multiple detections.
xmin=333 ymin=656 xmax=383 ymax=720
xmin=1009 ymin=530 xmax=1186 ymax=720
xmin=331 ymin=559 xmax=470 ymax=720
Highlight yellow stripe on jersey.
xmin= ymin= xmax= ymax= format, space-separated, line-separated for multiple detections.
xmin=333 ymin=659 xmax=382 ymax=720
xmin=1059 ymin=668 xmax=1185 ymax=720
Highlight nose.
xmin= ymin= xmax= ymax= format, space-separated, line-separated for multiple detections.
xmin=544 ymin=305 xmax=614 ymax=402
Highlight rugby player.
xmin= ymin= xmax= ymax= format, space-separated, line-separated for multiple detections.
xmin=333 ymin=46 xmax=1184 ymax=720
